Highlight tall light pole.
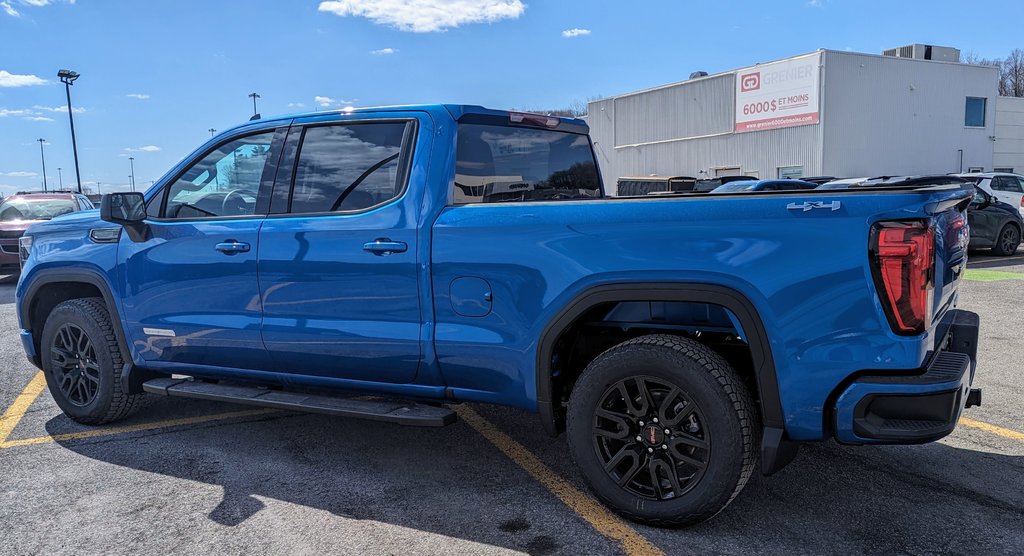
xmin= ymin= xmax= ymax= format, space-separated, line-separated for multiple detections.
xmin=96 ymin=182 xmax=101 ymax=195
xmin=128 ymin=156 xmax=136 ymax=192
xmin=57 ymin=167 xmax=63 ymax=190
xmin=248 ymin=92 xmax=260 ymax=117
xmin=57 ymin=69 xmax=82 ymax=193
xmin=37 ymin=139 xmax=48 ymax=192
xmin=208 ymin=128 xmax=216 ymax=137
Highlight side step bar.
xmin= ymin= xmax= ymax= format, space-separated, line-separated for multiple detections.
xmin=142 ymin=378 xmax=457 ymax=427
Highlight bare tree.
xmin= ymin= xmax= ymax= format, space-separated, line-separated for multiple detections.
xmin=1006 ymin=49 xmax=1024 ymax=97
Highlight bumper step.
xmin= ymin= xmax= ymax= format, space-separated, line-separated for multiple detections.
xmin=142 ymin=378 xmax=457 ymax=427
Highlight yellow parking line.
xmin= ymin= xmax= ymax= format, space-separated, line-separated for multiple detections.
xmin=960 ymin=417 xmax=1024 ymax=442
xmin=0 ymin=371 xmax=47 ymax=444
xmin=0 ymin=408 xmax=281 ymax=449
xmin=456 ymin=405 xmax=664 ymax=556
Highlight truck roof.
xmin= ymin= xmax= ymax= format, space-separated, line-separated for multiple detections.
xmin=247 ymin=104 xmax=589 ymax=133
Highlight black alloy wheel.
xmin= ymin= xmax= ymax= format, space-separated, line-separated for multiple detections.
xmin=49 ymin=323 xmax=101 ymax=407
xmin=593 ymin=376 xmax=710 ymax=500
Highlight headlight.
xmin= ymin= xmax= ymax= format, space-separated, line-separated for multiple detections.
xmin=18 ymin=235 xmax=32 ymax=266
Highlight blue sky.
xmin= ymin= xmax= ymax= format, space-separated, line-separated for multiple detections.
xmin=1 ymin=0 xmax=1022 ymax=195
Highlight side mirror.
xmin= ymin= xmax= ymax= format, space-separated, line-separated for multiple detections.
xmin=100 ymin=192 xmax=146 ymax=224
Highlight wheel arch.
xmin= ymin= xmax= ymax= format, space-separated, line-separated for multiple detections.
xmin=21 ymin=268 xmax=129 ymax=369
xmin=535 ymin=282 xmax=798 ymax=475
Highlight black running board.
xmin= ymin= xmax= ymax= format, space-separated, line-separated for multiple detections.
xmin=142 ymin=378 xmax=457 ymax=427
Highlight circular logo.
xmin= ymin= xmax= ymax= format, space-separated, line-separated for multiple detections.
xmin=643 ymin=424 xmax=664 ymax=446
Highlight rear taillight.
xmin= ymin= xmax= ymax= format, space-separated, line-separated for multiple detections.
xmin=870 ymin=221 xmax=935 ymax=335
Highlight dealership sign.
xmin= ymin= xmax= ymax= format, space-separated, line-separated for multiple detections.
xmin=735 ymin=52 xmax=821 ymax=133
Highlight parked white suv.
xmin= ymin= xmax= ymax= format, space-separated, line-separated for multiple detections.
xmin=958 ymin=172 xmax=1024 ymax=214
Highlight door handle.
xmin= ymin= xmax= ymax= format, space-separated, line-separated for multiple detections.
xmin=363 ymin=238 xmax=408 ymax=256
xmin=215 ymin=240 xmax=250 ymax=255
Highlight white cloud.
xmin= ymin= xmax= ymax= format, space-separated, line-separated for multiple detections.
xmin=1 ymin=2 xmax=20 ymax=16
xmin=318 ymin=0 xmax=525 ymax=32
xmin=561 ymin=28 xmax=590 ymax=38
xmin=288 ymin=102 xmax=306 ymax=108
xmin=314 ymin=96 xmax=357 ymax=108
xmin=0 ymin=108 xmax=32 ymax=117
xmin=1 ymin=171 xmax=37 ymax=177
xmin=126 ymin=93 xmax=150 ymax=99
xmin=371 ymin=47 xmax=397 ymax=55
xmin=124 ymin=145 xmax=161 ymax=152
xmin=0 ymin=70 xmax=46 ymax=87
xmin=23 ymin=116 xmax=53 ymax=121
xmin=33 ymin=104 xmax=85 ymax=113
xmin=806 ymin=0 xmax=823 ymax=6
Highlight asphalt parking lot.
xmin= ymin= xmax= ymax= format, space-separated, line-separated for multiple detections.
xmin=1 ymin=254 xmax=1023 ymax=555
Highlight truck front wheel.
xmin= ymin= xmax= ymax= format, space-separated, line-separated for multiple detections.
xmin=40 ymin=297 xmax=145 ymax=425
xmin=566 ymin=334 xmax=758 ymax=527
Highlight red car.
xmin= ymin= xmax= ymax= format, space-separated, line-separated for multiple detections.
xmin=0 ymin=192 xmax=94 ymax=270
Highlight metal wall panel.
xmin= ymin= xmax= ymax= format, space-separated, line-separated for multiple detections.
xmin=821 ymin=51 xmax=998 ymax=176
xmin=995 ymin=96 xmax=1024 ymax=172
xmin=611 ymin=74 xmax=734 ymax=146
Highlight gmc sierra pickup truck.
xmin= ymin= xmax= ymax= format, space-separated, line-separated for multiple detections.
xmin=15 ymin=105 xmax=981 ymax=526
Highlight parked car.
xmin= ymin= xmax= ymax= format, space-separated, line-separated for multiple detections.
xmin=798 ymin=176 xmax=837 ymax=185
xmin=957 ymin=172 xmax=1024 ymax=214
xmin=16 ymin=105 xmax=981 ymax=527
xmin=968 ymin=188 xmax=1022 ymax=255
xmin=709 ymin=179 xmax=818 ymax=193
xmin=0 ymin=192 xmax=94 ymax=271
xmin=817 ymin=177 xmax=869 ymax=189
xmin=692 ymin=175 xmax=758 ymax=193
xmin=616 ymin=176 xmax=696 ymax=196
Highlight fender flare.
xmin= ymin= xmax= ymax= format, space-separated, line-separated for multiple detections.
xmin=20 ymin=268 xmax=151 ymax=391
xmin=535 ymin=282 xmax=797 ymax=474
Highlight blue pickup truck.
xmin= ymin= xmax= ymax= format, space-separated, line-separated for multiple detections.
xmin=15 ymin=105 xmax=981 ymax=526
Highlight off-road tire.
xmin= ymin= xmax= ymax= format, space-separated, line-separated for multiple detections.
xmin=566 ymin=334 xmax=758 ymax=527
xmin=40 ymin=297 xmax=145 ymax=425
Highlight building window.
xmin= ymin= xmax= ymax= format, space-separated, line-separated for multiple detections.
xmin=994 ymin=167 xmax=1015 ymax=173
xmin=777 ymin=166 xmax=803 ymax=179
xmin=965 ymin=97 xmax=987 ymax=127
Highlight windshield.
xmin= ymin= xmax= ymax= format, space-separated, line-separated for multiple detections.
xmin=454 ymin=123 xmax=601 ymax=203
xmin=0 ymin=198 xmax=76 ymax=221
xmin=711 ymin=181 xmax=759 ymax=193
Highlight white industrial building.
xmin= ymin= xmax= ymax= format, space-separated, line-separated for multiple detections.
xmin=587 ymin=47 xmax=1006 ymax=193
xmin=995 ymin=96 xmax=1024 ymax=173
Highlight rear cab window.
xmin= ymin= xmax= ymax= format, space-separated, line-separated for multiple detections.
xmin=453 ymin=122 xmax=601 ymax=204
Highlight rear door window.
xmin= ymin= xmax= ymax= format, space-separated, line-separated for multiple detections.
xmin=287 ymin=122 xmax=411 ymax=214
xmin=992 ymin=176 xmax=1023 ymax=192
xmin=454 ymin=124 xmax=601 ymax=204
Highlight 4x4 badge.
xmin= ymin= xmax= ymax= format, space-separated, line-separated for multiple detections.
xmin=787 ymin=201 xmax=841 ymax=212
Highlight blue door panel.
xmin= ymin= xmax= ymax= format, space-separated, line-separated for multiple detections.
xmin=119 ymin=219 xmax=267 ymax=368
xmin=257 ymin=210 xmax=421 ymax=382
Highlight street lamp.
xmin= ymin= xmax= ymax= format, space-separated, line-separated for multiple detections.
xmin=208 ymin=128 xmax=217 ymax=137
xmin=57 ymin=69 xmax=83 ymax=193
xmin=37 ymin=139 xmax=48 ymax=192
xmin=248 ymin=92 xmax=260 ymax=117
xmin=128 ymin=156 xmax=136 ymax=192
xmin=57 ymin=167 xmax=63 ymax=190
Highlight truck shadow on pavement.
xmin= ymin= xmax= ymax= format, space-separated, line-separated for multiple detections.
xmin=47 ymin=402 xmax=1024 ymax=554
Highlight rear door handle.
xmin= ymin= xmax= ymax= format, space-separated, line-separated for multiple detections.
xmin=215 ymin=240 xmax=250 ymax=255
xmin=363 ymin=238 xmax=408 ymax=256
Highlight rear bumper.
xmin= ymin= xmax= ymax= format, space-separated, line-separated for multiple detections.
xmin=833 ymin=309 xmax=979 ymax=444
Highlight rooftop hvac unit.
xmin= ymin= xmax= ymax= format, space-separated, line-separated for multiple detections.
xmin=882 ymin=44 xmax=960 ymax=63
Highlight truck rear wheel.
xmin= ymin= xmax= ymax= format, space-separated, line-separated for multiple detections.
xmin=40 ymin=297 xmax=145 ymax=425
xmin=566 ymin=334 xmax=758 ymax=527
